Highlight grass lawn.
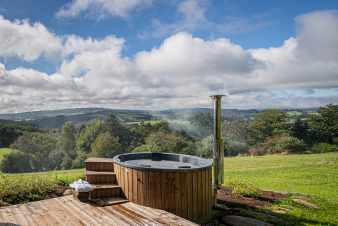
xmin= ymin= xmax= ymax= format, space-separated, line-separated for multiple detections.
xmin=223 ymin=152 xmax=338 ymax=226
xmin=0 ymin=148 xmax=14 ymax=161
xmin=0 ymin=169 xmax=84 ymax=204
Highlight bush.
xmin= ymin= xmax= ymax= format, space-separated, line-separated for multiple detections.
xmin=262 ymin=134 xmax=306 ymax=154
xmin=311 ymin=143 xmax=338 ymax=153
xmin=132 ymin=144 xmax=151 ymax=153
xmin=225 ymin=141 xmax=249 ymax=156
xmin=0 ymin=151 xmax=33 ymax=173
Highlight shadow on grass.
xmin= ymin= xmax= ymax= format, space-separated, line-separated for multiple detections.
xmin=213 ymin=199 xmax=337 ymax=226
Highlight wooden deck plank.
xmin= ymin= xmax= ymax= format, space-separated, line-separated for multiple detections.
xmin=0 ymin=196 xmax=197 ymax=226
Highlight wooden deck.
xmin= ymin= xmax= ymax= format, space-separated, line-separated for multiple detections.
xmin=0 ymin=196 xmax=198 ymax=226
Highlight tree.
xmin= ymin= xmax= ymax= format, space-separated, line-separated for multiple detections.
xmin=58 ymin=122 xmax=77 ymax=169
xmin=136 ymin=131 xmax=192 ymax=154
xmin=0 ymin=151 xmax=33 ymax=173
xmin=189 ymin=112 xmax=213 ymax=138
xmin=90 ymin=132 xmax=121 ymax=158
xmin=11 ymin=132 xmax=57 ymax=171
xmin=75 ymin=119 xmax=105 ymax=154
xmin=129 ymin=120 xmax=171 ymax=150
xmin=308 ymin=104 xmax=338 ymax=144
xmin=248 ymin=110 xmax=289 ymax=145
xmin=104 ymin=114 xmax=132 ymax=150
xmin=262 ymin=133 xmax=305 ymax=154
xmin=0 ymin=120 xmax=38 ymax=147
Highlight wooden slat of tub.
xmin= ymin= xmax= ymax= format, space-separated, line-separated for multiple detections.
xmin=128 ymin=168 xmax=133 ymax=201
xmin=168 ymin=172 xmax=175 ymax=213
xmin=185 ymin=171 xmax=190 ymax=219
xmin=132 ymin=169 xmax=137 ymax=202
xmin=155 ymin=171 xmax=161 ymax=209
xmin=160 ymin=171 xmax=166 ymax=210
xmin=148 ymin=171 xmax=155 ymax=207
xmin=174 ymin=171 xmax=180 ymax=216
xmin=201 ymin=169 xmax=205 ymax=220
xmin=167 ymin=172 xmax=171 ymax=211
xmin=192 ymin=172 xmax=198 ymax=220
xmin=198 ymin=170 xmax=204 ymax=219
xmin=136 ymin=170 xmax=142 ymax=205
xmin=143 ymin=170 xmax=149 ymax=206
xmin=208 ymin=168 xmax=212 ymax=217
xmin=124 ymin=166 xmax=129 ymax=199
xmin=182 ymin=172 xmax=188 ymax=218
xmin=203 ymin=169 xmax=208 ymax=216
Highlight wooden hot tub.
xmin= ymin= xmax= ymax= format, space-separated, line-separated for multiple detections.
xmin=113 ymin=152 xmax=213 ymax=222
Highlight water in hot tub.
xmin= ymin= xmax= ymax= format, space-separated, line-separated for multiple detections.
xmin=125 ymin=159 xmax=194 ymax=169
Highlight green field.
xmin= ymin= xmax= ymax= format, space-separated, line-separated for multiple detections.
xmin=1 ymin=152 xmax=337 ymax=225
xmin=0 ymin=148 xmax=14 ymax=161
xmin=0 ymin=169 xmax=84 ymax=204
xmin=223 ymin=152 xmax=338 ymax=226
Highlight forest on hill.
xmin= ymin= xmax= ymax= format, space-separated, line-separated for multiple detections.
xmin=0 ymin=104 xmax=337 ymax=173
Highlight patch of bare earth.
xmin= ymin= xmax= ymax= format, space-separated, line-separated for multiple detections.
xmin=204 ymin=186 xmax=296 ymax=226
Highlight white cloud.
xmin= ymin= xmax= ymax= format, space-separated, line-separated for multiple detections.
xmin=0 ymin=15 xmax=125 ymax=63
xmin=0 ymin=16 xmax=62 ymax=61
xmin=56 ymin=0 xmax=153 ymax=19
xmin=135 ymin=32 xmax=258 ymax=93
xmin=64 ymin=35 xmax=124 ymax=56
xmin=247 ymin=10 xmax=338 ymax=92
xmin=0 ymin=10 xmax=338 ymax=112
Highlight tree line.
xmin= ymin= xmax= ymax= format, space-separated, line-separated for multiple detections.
xmin=0 ymin=114 xmax=201 ymax=173
xmin=0 ymin=105 xmax=337 ymax=173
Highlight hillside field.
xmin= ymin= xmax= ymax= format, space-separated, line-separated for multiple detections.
xmin=223 ymin=152 xmax=338 ymax=225
xmin=0 ymin=152 xmax=337 ymax=225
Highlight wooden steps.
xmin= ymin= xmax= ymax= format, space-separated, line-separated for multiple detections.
xmin=81 ymin=157 xmax=127 ymax=204
xmin=86 ymin=170 xmax=117 ymax=184
xmin=90 ymin=184 xmax=123 ymax=198
xmin=85 ymin=157 xmax=114 ymax=171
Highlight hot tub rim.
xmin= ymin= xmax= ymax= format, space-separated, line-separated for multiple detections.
xmin=113 ymin=152 xmax=213 ymax=172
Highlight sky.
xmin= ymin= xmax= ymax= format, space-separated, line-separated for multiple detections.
xmin=0 ymin=0 xmax=337 ymax=113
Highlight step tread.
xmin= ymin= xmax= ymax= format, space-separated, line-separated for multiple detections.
xmin=86 ymin=170 xmax=115 ymax=175
xmin=85 ymin=157 xmax=114 ymax=163
xmin=90 ymin=197 xmax=128 ymax=206
xmin=91 ymin=184 xmax=121 ymax=189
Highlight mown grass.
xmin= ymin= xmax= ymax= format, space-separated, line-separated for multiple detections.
xmin=0 ymin=169 xmax=84 ymax=205
xmin=223 ymin=152 xmax=338 ymax=226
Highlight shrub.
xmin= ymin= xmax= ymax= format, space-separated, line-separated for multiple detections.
xmin=0 ymin=151 xmax=33 ymax=173
xmin=225 ymin=141 xmax=249 ymax=156
xmin=262 ymin=134 xmax=306 ymax=154
xmin=311 ymin=143 xmax=338 ymax=153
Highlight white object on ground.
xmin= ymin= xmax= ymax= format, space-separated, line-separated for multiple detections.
xmin=69 ymin=179 xmax=93 ymax=192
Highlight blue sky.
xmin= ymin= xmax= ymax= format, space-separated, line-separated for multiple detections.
xmin=0 ymin=0 xmax=337 ymax=112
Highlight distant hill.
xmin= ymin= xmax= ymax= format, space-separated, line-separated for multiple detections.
xmin=0 ymin=107 xmax=318 ymax=129
xmin=0 ymin=108 xmax=153 ymax=129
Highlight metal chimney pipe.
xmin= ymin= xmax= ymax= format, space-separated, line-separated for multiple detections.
xmin=210 ymin=95 xmax=224 ymax=198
